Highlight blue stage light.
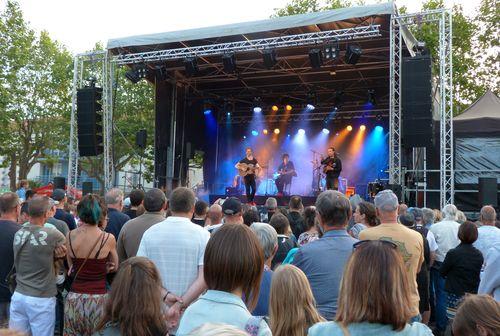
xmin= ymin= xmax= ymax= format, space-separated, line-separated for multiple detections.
xmin=227 ymin=112 xmax=231 ymax=116
xmin=298 ymin=129 xmax=305 ymax=135
xmin=204 ymin=109 xmax=212 ymax=115
xmin=243 ymin=135 xmax=246 ymax=139
xmin=251 ymin=130 xmax=259 ymax=136
xmin=322 ymin=128 xmax=330 ymax=134
xmin=287 ymin=134 xmax=291 ymax=137
xmin=375 ymin=125 xmax=383 ymax=131
xmin=253 ymin=107 xmax=262 ymax=113
xmin=306 ymin=104 xmax=315 ymax=111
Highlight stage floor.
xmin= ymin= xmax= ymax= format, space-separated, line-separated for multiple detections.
xmin=209 ymin=194 xmax=318 ymax=207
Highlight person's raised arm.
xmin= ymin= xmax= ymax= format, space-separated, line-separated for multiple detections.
xmin=106 ymin=234 xmax=119 ymax=273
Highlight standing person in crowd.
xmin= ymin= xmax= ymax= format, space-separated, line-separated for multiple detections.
xmin=17 ymin=202 xmax=29 ymax=225
xmin=95 ymin=257 xmax=180 ymax=336
xmin=478 ymin=243 xmax=500 ymax=300
xmin=349 ymin=201 xmax=378 ymax=239
xmin=243 ymin=208 xmax=260 ymax=227
xmin=0 ymin=193 xmax=21 ymax=328
xmin=15 ymin=181 xmax=28 ymax=201
xmin=422 ymin=207 xmax=436 ymax=230
xmin=474 ymin=206 xmax=500 ymax=257
xmin=359 ymin=190 xmax=424 ymax=322
xmin=192 ymin=200 xmax=209 ymax=227
xmin=52 ymin=189 xmax=76 ymax=230
xmin=429 ymin=204 xmax=461 ymax=334
xmin=216 ymin=197 xmax=244 ymax=230
xmin=297 ymin=206 xmax=319 ymax=246
xmin=452 ymin=294 xmax=500 ymax=336
xmin=104 ymin=188 xmax=130 ymax=239
xmin=9 ymin=197 xmax=66 ymax=336
xmin=205 ymin=203 xmax=223 ymax=229
xmin=64 ymin=194 xmax=119 ymax=335
xmin=24 ymin=190 xmax=35 ymax=202
xmin=264 ymin=197 xmax=278 ymax=223
xmin=269 ymin=213 xmax=296 ymax=269
xmin=177 ymin=224 xmax=271 ymax=336
xmin=287 ymin=196 xmax=305 ymax=238
xmin=123 ymin=189 xmax=145 ymax=220
xmin=293 ymin=190 xmax=357 ymax=320
xmin=250 ymin=222 xmax=278 ymax=317
xmin=456 ymin=211 xmax=467 ymax=224
xmin=440 ymin=221 xmax=483 ymax=324
xmin=398 ymin=203 xmax=408 ymax=216
xmin=308 ymin=240 xmax=432 ymax=336
xmin=434 ymin=209 xmax=443 ymax=223
xmin=117 ymin=188 xmax=167 ymax=262
xmin=137 ymin=187 xmax=210 ymax=332
xmin=46 ymin=198 xmax=69 ymax=237
xmin=269 ymin=264 xmax=324 ymax=336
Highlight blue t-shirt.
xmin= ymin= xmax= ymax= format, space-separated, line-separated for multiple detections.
xmin=252 ymin=268 xmax=273 ymax=316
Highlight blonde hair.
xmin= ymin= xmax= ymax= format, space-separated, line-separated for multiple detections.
xmin=189 ymin=323 xmax=248 ymax=336
xmin=452 ymin=294 xmax=500 ymax=336
xmin=336 ymin=240 xmax=413 ymax=331
xmin=269 ymin=264 xmax=324 ymax=336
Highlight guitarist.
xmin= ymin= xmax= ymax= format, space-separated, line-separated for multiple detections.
xmin=275 ymin=153 xmax=296 ymax=196
xmin=321 ymin=147 xmax=342 ymax=190
xmin=235 ymin=148 xmax=261 ymax=205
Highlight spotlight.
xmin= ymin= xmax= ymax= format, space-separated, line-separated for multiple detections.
xmin=227 ymin=112 xmax=231 ymax=116
xmin=253 ymin=107 xmax=262 ymax=113
xmin=306 ymin=104 xmax=315 ymax=111
xmin=307 ymin=91 xmax=317 ymax=108
xmin=263 ymin=129 xmax=268 ymax=135
xmin=309 ymin=48 xmax=323 ymax=68
xmin=375 ymin=126 xmax=384 ymax=131
xmin=251 ymin=130 xmax=259 ymax=136
xmin=367 ymin=89 xmax=376 ymax=106
xmin=274 ymin=128 xmax=280 ymax=134
xmin=204 ymin=109 xmax=212 ymax=115
xmin=263 ymin=49 xmax=277 ymax=69
xmin=324 ymin=40 xmax=340 ymax=61
xmin=347 ymin=125 xmax=353 ymax=131
xmin=360 ymin=125 xmax=366 ymax=131
xmin=222 ymin=53 xmax=237 ymax=73
xmin=298 ymin=129 xmax=305 ymax=135
xmin=125 ymin=64 xmax=148 ymax=84
xmin=271 ymin=105 xmax=279 ymax=112
xmin=253 ymin=97 xmax=262 ymax=113
xmin=183 ymin=57 xmax=199 ymax=76
xmin=203 ymin=101 xmax=213 ymax=115
xmin=285 ymin=105 xmax=293 ymax=111
xmin=322 ymin=128 xmax=330 ymax=134
xmin=345 ymin=44 xmax=362 ymax=65
xmin=287 ymin=134 xmax=291 ymax=137
xmin=243 ymin=136 xmax=247 ymax=139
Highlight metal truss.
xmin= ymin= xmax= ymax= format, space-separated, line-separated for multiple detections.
xmin=113 ymin=25 xmax=381 ymax=65
xmin=390 ymin=9 xmax=454 ymax=208
xmin=67 ymin=51 xmax=115 ymax=195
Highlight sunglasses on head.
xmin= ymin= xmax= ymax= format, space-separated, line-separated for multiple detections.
xmin=353 ymin=239 xmax=398 ymax=250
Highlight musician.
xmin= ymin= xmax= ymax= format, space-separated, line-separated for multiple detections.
xmin=235 ymin=148 xmax=261 ymax=205
xmin=321 ymin=147 xmax=342 ymax=190
xmin=275 ymin=153 xmax=296 ymax=196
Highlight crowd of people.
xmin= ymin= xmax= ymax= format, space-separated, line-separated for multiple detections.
xmin=0 ymin=184 xmax=499 ymax=336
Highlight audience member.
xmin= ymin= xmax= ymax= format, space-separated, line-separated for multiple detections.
xmin=243 ymin=208 xmax=260 ymax=227
xmin=24 ymin=190 xmax=35 ymax=201
xmin=269 ymin=213 xmax=296 ymax=269
xmin=429 ymin=204 xmax=461 ymax=333
xmin=308 ymin=240 xmax=432 ymax=336
xmin=219 ymin=197 xmax=244 ymax=228
xmin=456 ymin=210 xmax=467 ymax=224
xmin=104 ymin=188 xmax=130 ymax=239
xmin=123 ymin=189 xmax=145 ymax=220
xmin=297 ymin=206 xmax=319 ymax=246
xmin=192 ymin=200 xmax=209 ymax=227
xmin=398 ymin=203 xmax=408 ymax=216
xmin=452 ymin=294 xmax=500 ymax=336
xmin=287 ymin=196 xmax=305 ymax=238
xmin=270 ymin=265 xmax=324 ymax=336
xmin=0 ymin=193 xmax=21 ymax=328
xmin=293 ymin=190 xmax=357 ymax=320
xmin=264 ymin=197 xmax=278 ymax=223
xmin=52 ymin=188 xmax=76 ymax=230
xmin=349 ymin=201 xmax=378 ymax=239
xmin=137 ymin=187 xmax=210 ymax=332
xmin=15 ymin=181 xmax=28 ymax=202
xmin=359 ymin=190 xmax=424 ymax=321
xmin=478 ymin=243 xmax=500 ymax=300
xmin=117 ymin=188 xmax=167 ymax=262
xmin=250 ymin=222 xmax=278 ymax=317
xmin=422 ymin=207 xmax=435 ymax=230
xmin=45 ymin=198 xmax=69 ymax=237
xmin=206 ymin=204 xmax=223 ymax=230
xmin=440 ymin=221 xmax=483 ymax=323
xmin=17 ymin=202 xmax=29 ymax=225
xmin=177 ymin=224 xmax=271 ymax=335
xmin=95 ymin=257 xmax=178 ymax=336
xmin=64 ymin=194 xmax=118 ymax=335
xmin=433 ymin=209 xmax=443 ymax=223
xmin=474 ymin=206 xmax=500 ymax=257
xmin=9 ymin=197 xmax=66 ymax=336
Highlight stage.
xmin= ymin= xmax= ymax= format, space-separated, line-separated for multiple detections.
xmin=209 ymin=194 xmax=319 ymax=207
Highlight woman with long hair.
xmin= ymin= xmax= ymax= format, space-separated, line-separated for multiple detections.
xmin=95 ymin=257 xmax=171 ymax=336
xmin=308 ymin=240 xmax=432 ymax=336
xmin=297 ymin=206 xmax=320 ymax=246
xmin=269 ymin=264 xmax=324 ymax=336
xmin=452 ymin=294 xmax=500 ymax=336
xmin=349 ymin=201 xmax=378 ymax=239
xmin=176 ymin=224 xmax=271 ymax=335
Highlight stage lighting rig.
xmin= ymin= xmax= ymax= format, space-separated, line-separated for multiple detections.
xmin=285 ymin=104 xmax=293 ymax=112
xmin=253 ymin=97 xmax=262 ymax=113
xmin=222 ymin=53 xmax=237 ymax=73
xmin=125 ymin=64 xmax=148 ymax=84
xmin=345 ymin=44 xmax=362 ymax=65
xmin=324 ymin=40 xmax=340 ymax=61
xmin=263 ymin=49 xmax=277 ymax=69
xmin=309 ymin=48 xmax=323 ymax=68
xmin=183 ymin=57 xmax=199 ymax=76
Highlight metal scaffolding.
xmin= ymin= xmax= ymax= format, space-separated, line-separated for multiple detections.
xmin=389 ymin=9 xmax=453 ymax=209
xmin=67 ymin=51 xmax=115 ymax=195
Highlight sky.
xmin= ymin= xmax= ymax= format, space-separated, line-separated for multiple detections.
xmin=1 ymin=0 xmax=482 ymax=53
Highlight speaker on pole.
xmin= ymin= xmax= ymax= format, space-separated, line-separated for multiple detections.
xmin=77 ymin=85 xmax=103 ymax=156
xmin=478 ymin=177 xmax=498 ymax=208
xmin=82 ymin=182 xmax=93 ymax=196
xmin=53 ymin=177 xmax=66 ymax=190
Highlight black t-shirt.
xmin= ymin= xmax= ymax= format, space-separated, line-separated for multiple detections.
xmin=239 ymin=157 xmax=258 ymax=176
xmin=192 ymin=218 xmax=206 ymax=227
xmin=321 ymin=156 xmax=342 ymax=177
xmin=124 ymin=209 xmax=137 ymax=220
xmin=55 ymin=208 xmax=76 ymax=231
xmin=0 ymin=219 xmax=21 ymax=302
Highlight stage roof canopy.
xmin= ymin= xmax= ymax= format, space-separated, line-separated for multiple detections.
xmin=107 ymin=2 xmax=405 ymax=119
xmin=454 ymin=90 xmax=500 ymax=135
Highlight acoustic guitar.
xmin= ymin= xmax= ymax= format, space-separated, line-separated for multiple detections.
xmin=237 ymin=163 xmax=259 ymax=177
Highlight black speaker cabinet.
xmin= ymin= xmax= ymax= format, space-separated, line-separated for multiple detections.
xmin=478 ymin=177 xmax=498 ymax=208
xmin=82 ymin=182 xmax=93 ymax=196
xmin=53 ymin=176 xmax=66 ymax=190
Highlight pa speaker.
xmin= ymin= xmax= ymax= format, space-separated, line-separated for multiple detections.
xmin=345 ymin=45 xmax=362 ymax=65
xmin=77 ymin=86 xmax=103 ymax=156
xmin=82 ymin=181 xmax=93 ymax=196
xmin=386 ymin=184 xmax=403 ymax=202
xmin=136 ymin=129 xmax=147 ymax=149
xmin=402 ymin=55 xmax=433 ymax=148
xmin=53 ymin=177 xmax=66 ymax=190
xmin=478 ymin=177 xmax=498 ymax=208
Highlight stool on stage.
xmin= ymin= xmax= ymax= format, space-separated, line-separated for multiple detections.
xmin=283 ymin=180 xmax=292 ymax=195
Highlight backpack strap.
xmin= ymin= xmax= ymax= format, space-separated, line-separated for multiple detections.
xmin=244 ymin=316 xmax=264 ymax=336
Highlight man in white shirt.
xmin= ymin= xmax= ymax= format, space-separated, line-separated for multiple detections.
xmin=474 ymin=206 xmax=500 ymax=257
xmin=137 ymin=187 xmax=210 ymax=331
xmin=429 ymin=204 xmax=461 ymax=334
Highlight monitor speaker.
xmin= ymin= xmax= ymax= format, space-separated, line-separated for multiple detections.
xmin=53 ymin=177 xmax=66 ymax=190
xmin=82 ymin=182 xmax=93 ymax=196
xmin=478 ymin=177 xmax=498 ymax=208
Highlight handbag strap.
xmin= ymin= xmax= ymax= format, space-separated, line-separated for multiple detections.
xmin=339 ymin=323 xmax=350 ymax=336
xmin=71 ymin=232 xmax=105 ymax=283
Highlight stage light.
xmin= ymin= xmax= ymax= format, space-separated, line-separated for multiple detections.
xmin=271 ymin=105 xmax=279 ymax=112
xmin=263 ymin=129 xmax=268 ymax=135
xmin=306 ymin=104 xmax=315 ymax=111
xmin=263 ymin=49 xmax=277 ymax=69
xmin=253 ymin=107 xmax=262 ymax=113
xmin=227 ymin=112 xmax=231 ymax=116
xmin=287 ymin=134 xmax=291 ymax=137
xmin=285 ymin=104 xmax=293 ymax=111
xmin=243 ymin=136 xmax=246 ymax=139
xmin=345 ymin=44 xmax=362 ymax=65
xmin=367 ymin=89 xmax=376 ymax=106
xmin=183 ymin=57 xmax=199 ymax=76
xmin=203 ymin=101 xmax=213 ymax=115
xmin=375 ymin=126 xmax=384 ymax=131
xmin=274 ymin=128 xmax=280 ymax=134
xmin=309 ymin=48 xmax=323 ymax=68
xmin=125 ymin=64 xmax=148 ymax=84
xmin=251 ymin=130 xmax=259 ymax=136
xmin=322 ymin=128 xmax=330 ymax=135
xmin=360 ymin=125 xmax=366 ymax=131
xmin=222 ymin=53 xmax=237 ymax=73
xmin=324 ymin=40 xmax=340 ymax=61
xmin=204 ymin=109 xmax=212 ymax=115
xmin=347 ymin=125 xmax=353 ymax=131
xmin=298 ymin=129 xmax=305 ymax=135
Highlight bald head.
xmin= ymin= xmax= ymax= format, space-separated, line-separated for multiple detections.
xmin=207 ymin=204 xmax=223 ymax=225
xmin=480 ymin=206 xmax=497 ymax=225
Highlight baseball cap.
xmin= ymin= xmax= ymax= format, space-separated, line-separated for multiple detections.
xmin=51 ymin=189 xmax=66 ymax=201
xmin=222 ymin=197 xmax=242 ymax=216
xmin=374 ymin=189 xmax=399 ymax=212
xmin=47 ymin=197 xmax=59 ymax=207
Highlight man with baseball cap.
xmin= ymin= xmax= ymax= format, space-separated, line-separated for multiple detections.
xmin=207 ymin=197 xmax=243 ymax=234
xmin=51 ymin=189 xmax=76 ymax=230
xmin=359 ymin=189 xmax=424 ymax=322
